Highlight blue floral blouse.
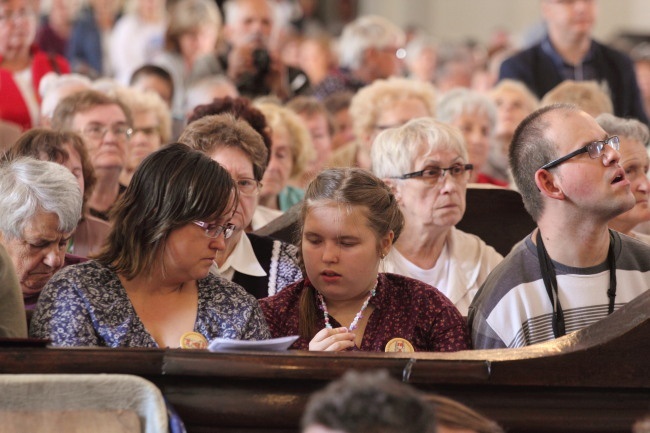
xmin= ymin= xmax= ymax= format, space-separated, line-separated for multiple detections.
xmin=30 ymin=260 xmax=271 ymax=347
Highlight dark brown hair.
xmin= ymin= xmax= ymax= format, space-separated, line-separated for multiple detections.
xmin=187 ymin=96 xmax=272 ymax=154
xmin=94 ymin=143 xmax=236 ymax=279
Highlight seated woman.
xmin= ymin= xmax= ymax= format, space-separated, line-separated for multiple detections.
xmin=596 ymin=114 xmax=650 ymax=244
xmin=0 ymin=0 xmax=70 ymax=130
xmin=286 ymin=96 xmax=333 ymax=190
xmin=260 ymin=168 xmax=470 ymax=352
xmin=187 ymin=96 xmax=283 ymax=228
xmin=114 ymin=87 xmax=172 ymax=186
xmin=486 ymin=80 xmax=539 ymax=185
xmin=7 ymin=128 xmax=110 ymax=257
xmin=437 ymin=88 xmax=505 ymax=186
xmin=181 ymin=109 xmax=302 ymax=299
xmin=255 ymin=101 xmax=315 ymax=213
xmin=30 ymin=143 xmax=270 ymax=347
xmin=371 ymin=118 xmax=503 ymax=316
xmin=336 ymin=77 xmax=437 ymax=170
xmin=0 ymin=158 xmax=83 ymax=309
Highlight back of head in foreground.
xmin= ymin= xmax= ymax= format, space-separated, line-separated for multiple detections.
xmin=301 ymin=370 xmax=435 ymax=433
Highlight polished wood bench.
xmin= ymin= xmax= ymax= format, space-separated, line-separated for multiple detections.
xmin=2 ymin=290 xmax=648 ymax=433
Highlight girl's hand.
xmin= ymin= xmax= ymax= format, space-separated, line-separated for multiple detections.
xmin=308 ymin=327 xmax=355 ymax=351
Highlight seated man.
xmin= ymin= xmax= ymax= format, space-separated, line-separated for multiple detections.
xmin=0 ymin=158 xmax=83 ymax=309
xmin=468 ymin=103 xmax=650 ymax=349
xmin=218 ymin=0 xmax=310 ymax=100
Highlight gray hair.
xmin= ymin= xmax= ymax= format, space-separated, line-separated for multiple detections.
xmin=0 ymin=158 xmax=83 ymax=240
xmin=489 ymin=79 xmax=539 ymax=113
xmin=184 ymin=75 xmax=239 ymax=115
xmin=437 ymin=87 xmax=497 ymax=131
xmin=371 ymin=117 xmax=468 ymax=179
xmin=338 ymin=15 xmax=405 ymax=70
xmin=404 ymin=36 xmax=437 ymax=66
xmin=595 ymin=113 xmax=650 ymax=147
xmin=39 ymin=72 xmax=92 ymax=121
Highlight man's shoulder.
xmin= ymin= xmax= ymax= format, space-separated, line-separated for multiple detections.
xmin=616 ymin=231 xmax=650 ymax=270
xmin=468 ymin=237 xmax=538 ymax=315
xmin=592 ymin=39 xmax=632 ymax=62
xmin=501 ymin=43 xmax=546 ymax=69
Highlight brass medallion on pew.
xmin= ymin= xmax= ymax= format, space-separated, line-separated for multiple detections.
xmin=180 ymin=332 xmax=208 ymax=349
xmin=384 ymin=338 xmax=414 ymax=353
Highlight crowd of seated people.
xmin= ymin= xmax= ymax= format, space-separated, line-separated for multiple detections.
xmin=0 ymin=0 xmax=648 ymax=359
xmin=2 ymin=1 xmax=650 ymax=430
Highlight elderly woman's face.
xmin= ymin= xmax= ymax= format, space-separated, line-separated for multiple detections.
xmin=179 ymin=24 xmax=218 ymax=61
xmin=491 ymin=88 xmax=533 ymax=138
xmin=0 ymin=0 xmax=37 ymax=57
xmin=126 ymin=110 xmax=162 ymax=171
xmin=450 ymin=111 xmax=491 ymax=176
xmin=611 ymin=136 xmax=650 ymax=230
xmin=209 ymin=146 xmax=259 ymax=236
xmin=0 ymin=210 xmax=72 ymax=299
xmin=395 ymin=146 xmax=468 ymax=230
xmin=368 ymin=97 xmax=430 ymax=147
xmin=61 ymin=144 xmax=85 ymax=197
xmin=72 ymin=103 xmax=129 ymax=172
xmin=261 ymin=125 xmax=293 ymax=199
xmin=301 ymin=113 xmax=332 ymax=174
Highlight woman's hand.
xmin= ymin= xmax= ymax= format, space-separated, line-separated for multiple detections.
xmin=309 ymin=327 xmax=356 ymax=351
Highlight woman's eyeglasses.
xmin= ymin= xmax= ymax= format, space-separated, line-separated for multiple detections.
xmin=392 ymin=163 xmax=473 ymax=184
xmin=193 ymin=221 xmax=236 ymax=239
xmin=235 ymin=178 xmax=261 ymax=196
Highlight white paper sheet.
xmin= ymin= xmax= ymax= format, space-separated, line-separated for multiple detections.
xmin=208 ymin=335 xmax=299 ymax=352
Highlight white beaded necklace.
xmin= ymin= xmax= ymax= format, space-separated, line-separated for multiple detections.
xmin=317 ymin=280 xmax=378 ymax=331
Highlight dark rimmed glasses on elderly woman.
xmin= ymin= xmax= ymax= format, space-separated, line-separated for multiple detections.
xmin=392 ymin=163 xmax=473 ymax=184
xmin=540 ymin=136 xmax=620 ymax=170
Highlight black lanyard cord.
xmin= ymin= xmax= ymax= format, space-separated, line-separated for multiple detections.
xmin=535 ymin=230 xmax=617 ymax=338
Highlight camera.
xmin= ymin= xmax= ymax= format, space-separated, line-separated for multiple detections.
xmin=252 ymin=48 xmax=271 ymax=75
xmin=237 ymin=47 xmax=272 ymax=97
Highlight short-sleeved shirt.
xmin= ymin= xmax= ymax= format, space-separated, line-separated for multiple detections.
xmin=468 ymin=231 xmax=650 ymax=349
xmin=30 ymin=260 xmax=271 ymax=347
xmin=260 ymin=273 xmax=470 ymax=352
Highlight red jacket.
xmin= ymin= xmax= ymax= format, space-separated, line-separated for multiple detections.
xmin=0 ymin=47 xmax=70 ymax=130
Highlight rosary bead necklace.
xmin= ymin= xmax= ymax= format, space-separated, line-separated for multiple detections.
xmin=317 ymin=280 xmax=378 ymax=331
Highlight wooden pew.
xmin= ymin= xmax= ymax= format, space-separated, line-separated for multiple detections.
xmin=1 ymin=290 xmax=648 ymax=433
xmin=256 ymin=187 xmax=537 ymax=256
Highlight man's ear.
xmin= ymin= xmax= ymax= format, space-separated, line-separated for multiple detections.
xmin=535 ymin=168 xmax=565 ymax=201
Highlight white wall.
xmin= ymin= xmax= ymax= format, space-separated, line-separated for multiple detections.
xmin=359 ymin=0 xmax=650 ymax=47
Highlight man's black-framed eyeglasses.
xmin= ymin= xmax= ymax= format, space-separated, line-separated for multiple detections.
xmin=392 ymin=164 xmax=473 ymax=183
xmin=540 ymin=136 xmax=620 ymax=170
